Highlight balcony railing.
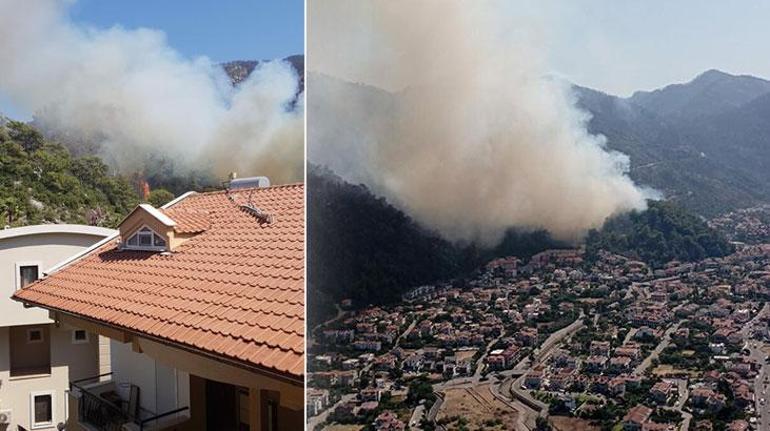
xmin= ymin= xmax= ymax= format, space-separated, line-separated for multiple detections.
xmin=70 ymin=372 xmax=190 ymax=431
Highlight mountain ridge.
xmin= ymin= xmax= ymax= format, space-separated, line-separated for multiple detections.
xmin=571 ymin=69 xmax=770 ymax=217
xmin=628 ymin=69 xmax=770 ymax=121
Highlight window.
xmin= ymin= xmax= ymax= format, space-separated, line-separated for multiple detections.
xmin=16 ymin=264 xmax=40 ymax=289
xmin=153 ymin=234 xmax=166 ymax=247
xmin=30 ymin=391 xmax=54 ymax=429
xmin=124 ymin=226 xmax=167 ymax=250
xmin=72 ymin=329 xmax=89 ymax=344
xmin=260 ymin=390 xmax=280 ymax=431
xmin=266 ymin=400 xmax=278 ymax=431
xmin=238 ymin=389 xmax=250 ymax=431
xmin=27 ymin=328 xmax=43 ymax=344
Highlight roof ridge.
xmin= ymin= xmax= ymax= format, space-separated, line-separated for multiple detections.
xmin=192 ymin=182 xmax=305 ymax=197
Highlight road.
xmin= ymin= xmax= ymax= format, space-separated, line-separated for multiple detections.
xmin=634 ymin=319 xmax=684 ymax=375
xmin=670 ymin=378 xmax=692 ymax=431
xmin=489 ymin=377 xmax=538 ymax=431
xmin=744 ymin=303 xmax=770 ymax=430
xmin=536 ymin=312 xmax=586 ymax=363
xmin=623 ymin=328 xmax=638 ymax=345
xmin=307 ymin=393 xmax=356 ymax=431
xmin=498 ymin=313 xmax=589 ymax=429
xmin=308 ymin=304 xmax=346 ymax=349
xmin=474 ymin=334 xmax=505 ymax=378
xmin=395 ymin=318 xmax=418 ymax=348
xmin=426 ymin=393 xmax=444 ymax=422
xmin=408 ymin=404 xmax=426 ymax=430
xmin=512 ymin=311 xmax=586 ymax=371
xmin=430 ymin=314 xmax=585 ymax=430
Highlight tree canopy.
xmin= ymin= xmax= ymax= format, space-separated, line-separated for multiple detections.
xmin=0 ymin=121 xmax=139 ymax=227
xmin=586 ymin=200 xmax=734 ymax=268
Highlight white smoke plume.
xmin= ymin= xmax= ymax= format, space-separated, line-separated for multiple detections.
xmin=309 ymin=0 xmax=656 ymax=244
xmin=0 ymin=0 xmax=303 ymax=183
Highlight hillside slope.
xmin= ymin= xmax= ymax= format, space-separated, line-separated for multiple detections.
xmin=0 ymin=121 xmax=138 ymax=227
xmin=586 ymin=200 xmax=734 ymax=268
xmin=576 ymin=70 xmax=770 ymax=216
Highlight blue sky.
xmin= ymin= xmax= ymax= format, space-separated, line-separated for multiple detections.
xmin=69 ymin=0 xmax=304 ymax=62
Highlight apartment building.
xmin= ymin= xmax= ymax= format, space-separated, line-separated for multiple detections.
xmin=0 ymin=224 xmax=115 ymax=430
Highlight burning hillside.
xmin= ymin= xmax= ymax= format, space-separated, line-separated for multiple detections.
xmin=309 ymin=0 xmax=655 ymax=245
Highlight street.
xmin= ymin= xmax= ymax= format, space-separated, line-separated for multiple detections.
xmin=744 ymin=303 xmax=770 ymax=430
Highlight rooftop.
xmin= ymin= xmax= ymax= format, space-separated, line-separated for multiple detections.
xmin=13 ymin=184 xmax=304 ymax=382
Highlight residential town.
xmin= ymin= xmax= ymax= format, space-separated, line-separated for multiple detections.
xmin=308 ymin=243 xmax=770 ymax=431
xmin=710 ymin=206 xmax=770 ymax=245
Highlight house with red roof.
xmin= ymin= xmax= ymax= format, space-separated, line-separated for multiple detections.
xmin=13 ymin=182 xmax=304 ymax=431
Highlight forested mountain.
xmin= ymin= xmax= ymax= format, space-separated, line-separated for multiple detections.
xmin=0 ymin=121 xmax=139 ymax=227
xmin=628 ymin=69 xmax=770 ymax=121
xmin=222 ymin=55 xmax=305 ymax=91
xmin=585 ymin=200 xmax=734 ymax=268
xmin=577 ymin=69 xmax=770 ymax=216
xmin=308 ymin=165 xmax=471 ymax=321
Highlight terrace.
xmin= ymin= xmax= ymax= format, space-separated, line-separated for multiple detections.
xmin=69 ymin=373 xmax=190 ymax=431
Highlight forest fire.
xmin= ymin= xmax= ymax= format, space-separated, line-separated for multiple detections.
xmin=130 ymin=173 xmax=151 ymax=201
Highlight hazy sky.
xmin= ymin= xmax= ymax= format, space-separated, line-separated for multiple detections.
xmin=310 ymin=1 xmax=770 ymax=98
xmin=545 ymin=1 xmax=770 ymax=96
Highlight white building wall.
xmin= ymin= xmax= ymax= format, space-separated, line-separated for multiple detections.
xmin=0 ymin=225 xmax=114 ymax=430
xmin=0 ymin=323 xmax=99 ymax=430
xmin=110 ymin=340 xmax=190 ymax=415
xmin=0 ymin=228 xmax=113 ymax=327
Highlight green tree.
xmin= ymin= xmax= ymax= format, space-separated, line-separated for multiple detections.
xmin=406 ymin=376 xmax=436 ymax=406
xmin=147 ymin=188 xmax=175 ymax=207
xmin=6 ymin=121 xmax=45 ymax=152
xmin=0 ymin=121 xmax=140 ymax=227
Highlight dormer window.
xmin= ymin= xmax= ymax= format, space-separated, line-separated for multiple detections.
xmin=117 ymin=203 xmax=208 ymax=253
xmin=124 ymin=226 xmax=167 ymax=251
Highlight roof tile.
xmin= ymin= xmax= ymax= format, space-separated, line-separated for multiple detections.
xmin=13 ymin=184 xmax=305 ymax=380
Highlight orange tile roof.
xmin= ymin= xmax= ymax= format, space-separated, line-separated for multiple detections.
xmin=162 ymin=208 xmax=211 ymax=233
xmin=13 ymin=184 xmax=304 ymax=382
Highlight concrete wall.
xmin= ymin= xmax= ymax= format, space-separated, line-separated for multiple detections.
xmin=0 ymin=226 xmax=112 ymax=430
xmin=0 ymin=322 xmax=99 ymax=430
xmin=0 ymin=231 xmax=111 ymax=327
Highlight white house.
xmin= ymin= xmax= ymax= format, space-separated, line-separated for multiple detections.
xmin=0 ymin=224 xmax=114 ymax=430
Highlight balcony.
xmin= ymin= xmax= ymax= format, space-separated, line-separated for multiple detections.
xmin=69 ymin=373 xmax=190 ymax=431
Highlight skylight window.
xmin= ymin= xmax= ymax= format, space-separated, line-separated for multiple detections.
xmin=124 ymin=226 xmax=167 ymax=251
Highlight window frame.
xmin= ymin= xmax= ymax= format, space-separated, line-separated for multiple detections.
xmin=71 ymin=329 xmax=89 ymax=344
xmin=123 ymin=225 xmax=168 ymax=251
xmin=15 ymin=261 xmax=42 ymax=290
xmin=260 ymin=390 xmax=280 ymax=431
xmin=29 ymin=390 xmax=55 ymax=429
xmin=26 ymin=328 xmax=44 ymax=344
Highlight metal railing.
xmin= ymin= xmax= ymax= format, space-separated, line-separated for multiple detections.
xmin=71 ymin=373 xmax=130 ymax=431
xmin=70 ymin=372 xmax=190 ymax=431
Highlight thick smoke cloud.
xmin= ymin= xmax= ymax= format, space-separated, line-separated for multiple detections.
xmin=0 ymin=0 xmax=303 ymax=183
xmin=309 ymin=0 xmax=656 ymax=244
